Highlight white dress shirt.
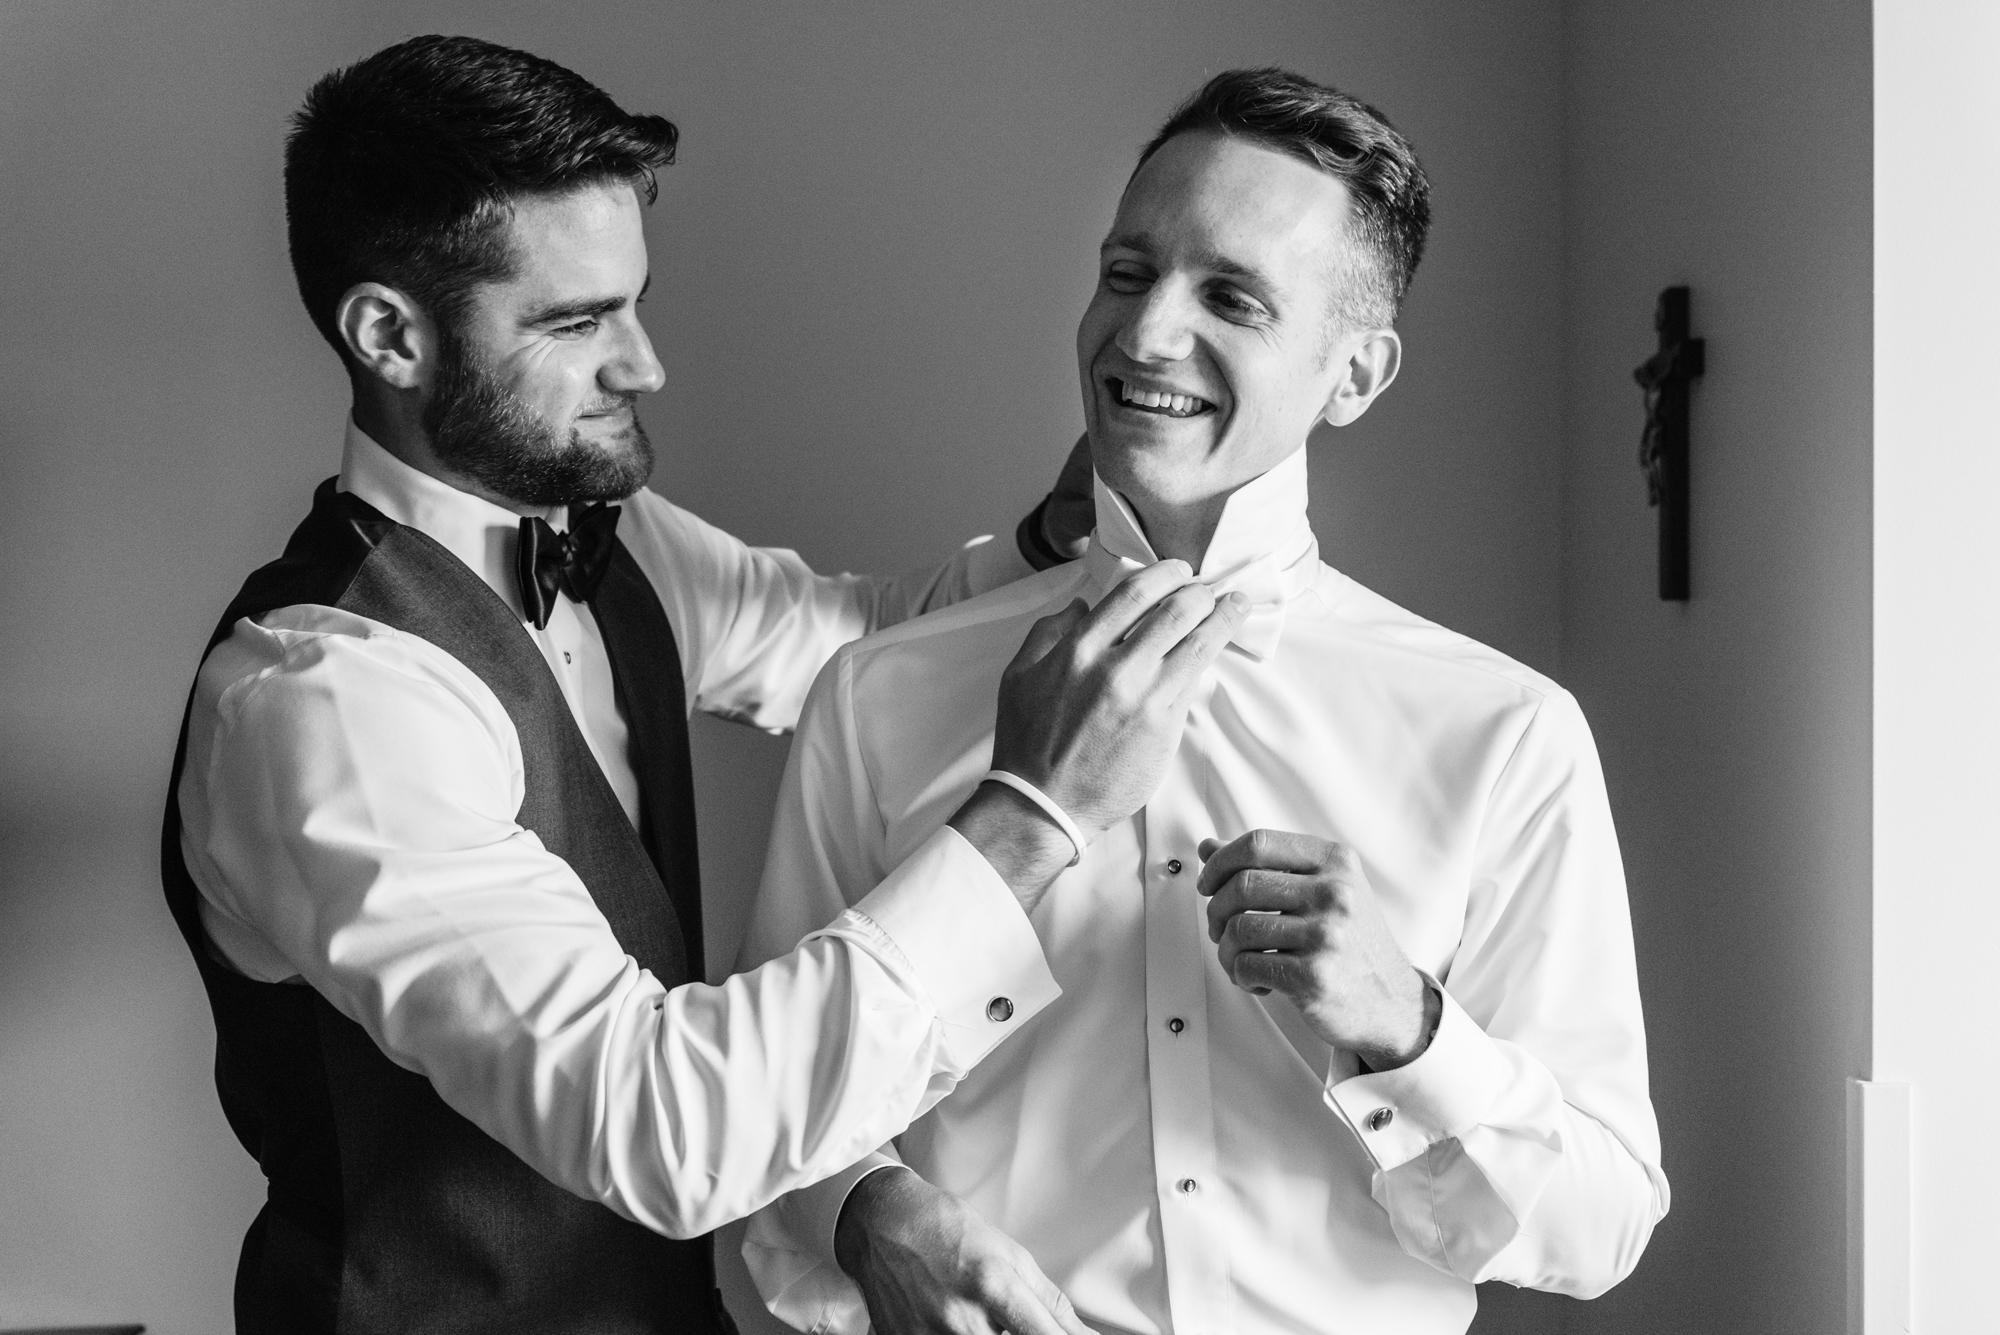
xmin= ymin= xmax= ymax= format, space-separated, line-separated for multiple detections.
xmin=738 ymin=448 xmax=1669 ymax=1335
xmin=176 ymin=422 xmax=1060 ymax=1240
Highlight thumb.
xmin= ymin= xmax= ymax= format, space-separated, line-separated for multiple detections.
xmin=1011 ymin=599 xmax=1087 ymax=672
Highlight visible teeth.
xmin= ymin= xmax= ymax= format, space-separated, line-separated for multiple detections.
xmin=1119 ymin=381 xmax=1206 ymax=415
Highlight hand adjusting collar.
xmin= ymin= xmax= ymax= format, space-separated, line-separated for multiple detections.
xmin=517 ymin=503 xmax=621 ymax=630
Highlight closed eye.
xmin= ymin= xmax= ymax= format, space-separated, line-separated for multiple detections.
xmin=1206 ymin=284 xmax=1269 ymax=321
xmin=1103 ymin=261 xmax=1154 ymax=294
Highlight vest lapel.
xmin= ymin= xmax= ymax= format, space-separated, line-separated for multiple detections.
xmin=589 ymin=540 xmax=706 ymax=982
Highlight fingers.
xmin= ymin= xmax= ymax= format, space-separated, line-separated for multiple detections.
xmin=1226 ymin=947 xmax=1298 ymax=996
xmin=1195 ymin=828 xmax=1343 ymax=897
xmin=1159 ymin=593 xmax=1249 ymax=705
xmin=1010 ymin=599 xmax=1087 ymax=673
xmin=1070 ymin=560 xmax=1194 ymax=654
xmin=1216 ymin=910 xmax=1318 ymax=976
xmin=1204 ymin=867 xmax=1308 ymax=940
xmin=1050 ymin=1288 xmax=1099 ymax=1335
xmin=1114 ymin=580 xmax=1218 ymax=663
xmin=982 ymin=1266 xmax=1097 ymax=1335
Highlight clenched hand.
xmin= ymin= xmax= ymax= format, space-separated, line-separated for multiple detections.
xmin=1197 ymin=830 xmax=1441 ymax=1071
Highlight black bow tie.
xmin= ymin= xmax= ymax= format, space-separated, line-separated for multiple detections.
xmin=517 ymin=503 xmax=621 ymax=630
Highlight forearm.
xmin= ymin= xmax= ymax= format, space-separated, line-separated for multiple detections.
xmin=863 ymin=532 xmax=1036 ymax=628
xmin=392 ymin=827 xmax=1056 ymax=1239
xmin=524 ymin=928 xmax=958 ymax=1239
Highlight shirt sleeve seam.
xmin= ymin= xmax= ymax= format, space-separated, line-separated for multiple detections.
xmin=1426 ymin=1144 xmax=1453 ymax=1274
xmin=840 ymin=650 xmax=894 ymax=858
xmin=1465 ymin=688 xmax=1565 ymax=922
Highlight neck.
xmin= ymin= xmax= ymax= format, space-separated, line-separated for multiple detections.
xmin=1123 ymin=491 xmax=1229 ymax=569
xmin=349 ymin=381 xmax=544 ymax=518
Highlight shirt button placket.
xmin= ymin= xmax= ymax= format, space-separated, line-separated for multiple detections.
xmin=1140 ymin=748 xmax=1227 ymax=1335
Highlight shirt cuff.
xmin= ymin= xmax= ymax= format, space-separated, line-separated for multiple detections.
xmin=841 ymin=825 xmax=1060 ymax=1072
xmin=1324 ymin=980 xmax=1513 ymax=1171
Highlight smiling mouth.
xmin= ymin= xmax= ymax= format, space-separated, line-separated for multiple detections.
xmin=1108 ymin=378 xmax=1214 ymax=419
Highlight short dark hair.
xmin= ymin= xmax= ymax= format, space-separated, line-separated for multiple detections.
xmin=285 ymin=34 xmax=679 ymax=364
xmin=1136 ymin=68 xmax=1430 ymax=330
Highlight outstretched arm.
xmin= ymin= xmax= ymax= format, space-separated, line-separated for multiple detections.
xmin=182 ymin=609 xmax=1060 ymax=1241
xmin=186 ymin=567 xmax=1242 ymax=1249
xmin=622 ymin=436 xmax=1095 ymax=734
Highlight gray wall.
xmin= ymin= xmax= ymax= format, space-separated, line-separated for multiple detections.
xmin=0 ymin=2 xmax=1886 ymax=1332
xmin=1477 ymin=2 xmax=1876 ymax=1332
xmin=0 ymin=3 xmax=1566 ymax=1331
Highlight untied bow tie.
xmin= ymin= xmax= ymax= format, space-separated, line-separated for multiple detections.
xmin=516 ymin=503 xmax=621 ymax=630
xmin=1086 ymin=473 xmax=1318 ymax=662
xmin=1087 ymin=546 xmax=1305 ymax=661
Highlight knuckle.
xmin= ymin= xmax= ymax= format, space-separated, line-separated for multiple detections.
xmin=966 ymin=1256 xmax=1005 ymax=1297
xmin=1167 ymin=584 xmax=1210 ymax=619
xmin=1110 ymin=663 xmax=1151 ymax=707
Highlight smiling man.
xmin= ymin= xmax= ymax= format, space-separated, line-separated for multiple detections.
xmin=159 ymin=35 xmax=1250 ymax=1335
xmin=739 ymin=69 xmax=1668 ymax=1335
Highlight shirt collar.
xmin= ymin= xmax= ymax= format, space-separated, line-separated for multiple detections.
xmin=337 ymin=419 xmax=562 ymax=619
xmin=1083 ymin=447 xmax=1320 ymax=661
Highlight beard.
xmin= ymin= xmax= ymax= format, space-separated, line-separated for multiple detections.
xmin=424 ymin=328 xmax=656 ymax=509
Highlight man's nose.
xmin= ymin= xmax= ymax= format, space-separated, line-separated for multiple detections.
xmin=1115 ymin=283 xmax=1197 ymax=364
xmin=602 ymin=314 xmax=666 ymax=395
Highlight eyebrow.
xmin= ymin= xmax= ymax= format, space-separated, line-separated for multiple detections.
xmin=1100 ymin=231 xmax=1279 ymax=293
xmin=519 ymin=273 xmax=651 ymax=328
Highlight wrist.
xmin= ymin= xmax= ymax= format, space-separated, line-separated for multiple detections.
xmin=833 ymin=1163 xmax=918 ymax=1278
xmin=948 ymin=782 xmax=1078 ymax=913
xmin=1356 ymin=973 xmax=1443 ymax=1072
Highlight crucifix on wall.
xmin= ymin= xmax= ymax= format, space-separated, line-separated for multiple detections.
xmin=1633 ymin=286 xmax=1705 ymax=601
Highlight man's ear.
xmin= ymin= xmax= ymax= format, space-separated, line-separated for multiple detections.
xmin=1320 ymin=328 xmax=1402 ymax=428
xmin=335 ymin=282 xmax=438 ymax=391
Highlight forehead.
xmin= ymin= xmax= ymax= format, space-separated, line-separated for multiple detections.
xmin=495 ymin=182 xmax=647 ymax=296
xmin=1112 ymin=132 xmax=1351 ymax=278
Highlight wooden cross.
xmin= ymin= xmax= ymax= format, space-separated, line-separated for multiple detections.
xmin=1633 ymin=286 xmax=1705 ymax=601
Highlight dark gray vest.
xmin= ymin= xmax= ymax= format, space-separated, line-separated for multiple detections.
xmin=160 ymin=480 xmax=729 ymax=1334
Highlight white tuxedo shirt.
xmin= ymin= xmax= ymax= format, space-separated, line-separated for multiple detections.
xmin=740 ymin=448 xmax=1667 ymax=1335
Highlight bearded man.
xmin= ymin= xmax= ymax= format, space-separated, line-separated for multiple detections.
xmin=163 ymin=35 xmax=1245 ymax=1334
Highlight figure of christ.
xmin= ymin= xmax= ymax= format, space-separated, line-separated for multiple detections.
xmin=735 ymin=69 xmax=1666 ymax=1335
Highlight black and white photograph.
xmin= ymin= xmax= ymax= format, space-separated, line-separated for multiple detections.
xmin=0 ymin=2 xmax=1989 ymax=1333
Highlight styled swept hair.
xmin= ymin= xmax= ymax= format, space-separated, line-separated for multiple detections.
xmin=1136 ymin=68 xmax=1430 ymax=330
xmin=285 ymin=34 xmax=679 ymax=363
